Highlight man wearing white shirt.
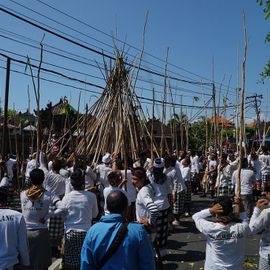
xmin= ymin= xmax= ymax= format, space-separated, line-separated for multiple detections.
xmin=249 ymin=182 xmax=270 ymax=270
xmin=232 ymin=158 xmax=256 ymax=219
xmin=190 ymin=151 xmax=200 ymax=194
xmin=21 ymin=168 xmax=63 ymax=269
xmin=60 ymin=169 xmax=98 ymax=269
xmin=0 ymin=191 xmax=30 ymax=270
xmin=193 ymin=196 xmax=250 ymax=270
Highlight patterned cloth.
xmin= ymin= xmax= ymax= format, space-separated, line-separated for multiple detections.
xmin=259 ymin=256 xmax=270 ymax=270
xmin=63 ymin=230 xmax=87 ymax=268
xmin=173 ymin=191 xmax=185 ymax=215
xmin=262 ymin=173 xmax=270 ymax=191
xmin=27 ymin=228 xmax=51 ymax=269
xmin=218 ymin=185 xmax=229 ymax=197
xmin=184 ymin=181 xmax=192 ymax=203
xmin=156 ymin=208 xmax=170 ymax=248
xmin=49 ymin=206 xmax=64 ymax=244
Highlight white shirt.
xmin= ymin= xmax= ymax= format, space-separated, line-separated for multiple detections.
xmin=0 ymin=176 xmax=11 ymax=188
xmin=0 ymin=209 xmax=30 ymax=269
xmin=249 ymin=205 xmax=270 ymax=260
xmin=60 ymin=190 xmax=98 ymax=233
xmin=232 ymin=169 xmax=256 ymax=195
xmin=259 ymin=154 xmax=270 ymax=166
xmin=190 ymin=155 xmax=200 ymax=174
xmin=121 ymin=169 xmax=137 ymax=202
xmin=25 ymin=159 xmax=36 ymax=178
xmin=147 ymin=176 xmax=170 ymax=211
xmin=48 ymin=161 xmax=53 ymax=172
xmin=135 ymin=185 xmax=158 ymax=225
xmin=6 ymin=158 xmax=16 ymax=179
xmin=181 ymin=166 xmax=191 ymax=183
xmin=20 ymin=190 xmax=60 ymax=229
xmin=85 ymin=166 xmax=97 ymax=187
xmin=43 ymin=171 xmax=66 ymax=196
xmin=250 ymin=159 xmax=264 ymax=180
xmin=96 ymin=163 xmax=112 ymax=188
xmin=215 ymin=164 xmax=231 ymax=188
xmin=208 ymin=160 xmax=217 ymax=175
xmin=103 ymin=186 xmax=130 ymax=215
xmin=193 ymin=209 xmax=250 ymax=270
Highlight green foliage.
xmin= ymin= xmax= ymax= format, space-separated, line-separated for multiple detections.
xmin=245 ymin=126 xmax=256 ymax=138
xmin=188 ymin=117 xmax=211 ymax=151
xmin=243 ymin=257 xmax=257 ymax=269
xmin=257 ymin=0 xmax=270 ymax=80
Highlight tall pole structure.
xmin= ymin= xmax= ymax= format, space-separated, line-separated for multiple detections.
xmin=246 ymin=94 xmax=262 ymax=141
xmin=1 ymin=57 xmax=11 ymax=159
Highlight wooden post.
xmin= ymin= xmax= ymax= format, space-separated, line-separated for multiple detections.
xmin=236 ymin=14 xmax=247 ymax=204
xmin=151 ymin=88 xmax=155 ymax=162
xmin=84 ymin=104 xmax=88 ymax=169
xmin=1 ymin=57 xmax=11 ymax=159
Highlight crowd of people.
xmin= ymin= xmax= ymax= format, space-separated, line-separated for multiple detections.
xmin=0 ymin=146 xmax=270 ymax=270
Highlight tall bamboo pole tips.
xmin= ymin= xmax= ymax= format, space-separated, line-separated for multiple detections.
xmin=236 ymin=13 xmax=247 ymax=199
xmin=151 ymin=88 xmax=155 ymax=162
xmin=1 ymin=57 xmax=11 ymax=160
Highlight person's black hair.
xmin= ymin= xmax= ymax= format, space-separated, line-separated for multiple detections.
xmin=184 ymin=157 xmax=191 ymax=166
xmin=221 ymin=153 xmax=228 ymax=160
xmin=171 ymin=155 xmax=177 ymax=167
xmin=164 ymin=155 xmax=171 ymax=167
xmin=262 ymin=146 xmax=269 ymax=155
xmin=242 ymin=158 xmax=248 ymax=168
xmin=70 ymin=169 xmax=84 ymax=189
xmin=115 ymin=159 xmax=124 ymax=170
xmin=0 ymin=188 xmax=7 ymax=204
xmin=107 ymin=190 xmax=128 ymax=214
xmin=74 ymin=158 xmax=85 ymax=171
xmin=139 ymin=150 xmax=148 ymax=158
xmin=30 ymin=168 xmax=45 ymax=185
xmin=107 ymin=171 xmax=121 ymax=187
xmin=127 ymin=156 xmax=133 ymax=168
xmin=214 ymin=196 xmax=233 ymax=216
xmin=52 ymin=159 xmax=62 ymax=172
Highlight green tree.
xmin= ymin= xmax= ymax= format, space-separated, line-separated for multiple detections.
xmin=257 ymin=0 xmax=270 ymax=80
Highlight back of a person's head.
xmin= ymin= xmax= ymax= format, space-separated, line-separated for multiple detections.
xmin=30 ymin=168 xmax=45 ymax=185
xmin=262 ymin=146 xmax=269 ymax=155
xmin=107 ymin=171 xmax=121 ymax=187
xmin=215 ymin=196 xmax=233 ymax=216
xmin=127 ymin=156 xmax=133 ymax=168
xmin=107 ymin=190 xmax=128 ymax=214
xmin=0 ymin=188 xmax=7 ymax=204
xmin=52 ymin=159 xmax=62 ymax=172
xmin=132 ymin=167 xmax=147 ymax=180
xmin=242 ymin=158 xmax=248 ymax=168
xmin=70 ymin=169 xmax=84 ymax=189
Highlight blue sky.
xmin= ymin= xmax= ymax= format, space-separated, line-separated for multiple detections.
xmin=0 ymin=0 xmax=269 ymax=123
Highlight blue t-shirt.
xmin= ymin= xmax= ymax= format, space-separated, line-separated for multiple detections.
xmin=81 ymin=214 xmax=156 ymax=270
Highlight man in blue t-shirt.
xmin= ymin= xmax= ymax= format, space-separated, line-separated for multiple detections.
xmin=81 ymin=190 xmax=156 ymax=270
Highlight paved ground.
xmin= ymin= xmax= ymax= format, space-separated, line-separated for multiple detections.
xmin=8 ymin=192 xmax=260 ymax=270
xmin=163 ymin=194 xmax=260 ymax=270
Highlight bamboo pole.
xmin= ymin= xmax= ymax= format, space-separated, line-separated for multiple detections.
xmin=236 ymin=14 xmax=247 ymax=202
xmin=27 ymin=38 xmax=44 ymax=167
xmin=151 ymin=88 xmax=155 ymax=162
xmin=160 ymin=48 xmax=169 ymax=157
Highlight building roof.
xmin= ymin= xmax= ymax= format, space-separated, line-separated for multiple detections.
xmin=209 ymin=116 xmax=233 ymax=128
